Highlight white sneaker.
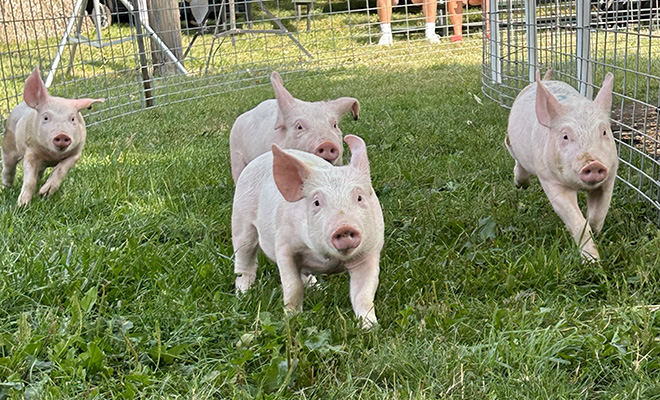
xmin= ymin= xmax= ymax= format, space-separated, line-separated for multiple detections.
xmin=426 ymin=34 xmax=441 ymax=45
xmin=378 ymin=33 xmax=393 ymax=46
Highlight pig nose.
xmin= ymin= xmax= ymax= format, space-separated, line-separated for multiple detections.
xmin=315 ymin=141 xmax=339 ymax=162
xmin=53 ymin=133 xmax=72 ymax=150
xmin=331 ymin=226 xmax=362 ymax=251
xmin=580 ymin=161 xmax=608 ymax=184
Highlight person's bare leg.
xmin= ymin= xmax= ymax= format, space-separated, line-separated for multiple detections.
xmin=412 ymin=0 xmax=439 ymax=43
xmin=469 ymin=0 xmax=490 ymax=37
xmin=377 ymin=0 xmax=393 ymax=23
xmin=447 ymin=0 xmax=463 ymax=41
xmin=377 ymin=0 xmax=397 ymax=45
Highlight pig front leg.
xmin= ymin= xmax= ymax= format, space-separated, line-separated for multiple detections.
xmin=38 ymin=153 xmax=81 ymax=197
xmin=275 ymin=246 xmax=304 ymax=312
xmin=17 ymin=151 xmax=42 ymax=206
xmin=540 ymin=180 xmax=599 ymax=260
xmin=586 ymin=176 xmax=615 ymax=235
xmin=348 ymin=255 xmax=380 ymax=329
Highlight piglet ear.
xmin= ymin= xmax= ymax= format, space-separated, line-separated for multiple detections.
xmin=345 ymin=135 xmax=369 ymax=173
xmin=535 ymin=71 xmax=564 ymax=128
xmin=329 ymin=97 xmax=360 ymax=120
xmin=271 ymin=71 xmax=295 ymax=130
xmin=23 ymin=66 xmax=49 ymax=109
xmin=67 ymin=97 xmax=105 ymax=111
xmin=593 ymin=72 xmax=614 ymax=112
xmin=272 ymin=145 xmax=310 ymax=202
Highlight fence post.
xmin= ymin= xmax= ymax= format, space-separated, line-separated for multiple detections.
xmin=576 ymin=0 xmax=593 ymax=98
xmin=524 ymin=0 xmax=537 ymax=83
xmin=489 ymin=0 xmax=501 ymax=83
xmin=147 ymin=0 xmax=185 ymax=76
xmin=132 ymin=0 xmax=155 ymax=108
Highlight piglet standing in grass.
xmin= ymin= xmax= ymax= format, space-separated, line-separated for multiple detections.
xmin=229 ymin=71 xmax=360 ymax=182
xmin=232 ymin=134 xmax=384 ymax=328
xmin=2 ymin=67 xmax=104 ymax=206
xmin=506 ymin=70 xmax=618 ymax=261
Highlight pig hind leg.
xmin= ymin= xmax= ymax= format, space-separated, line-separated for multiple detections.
xmin=233 ymin=223 xmax=260 ymax=293
xmin=513 ymin=161 xmax=531 ymax=189
xmin=1 ymin=151 xmax=20 ymax=187
xmin=1 ymin=134 xmax=20 ymax=187
xmin=301 ymin=272 xmax=318 ymax=288
xmin=230 ymin=152 xmax=248 ymax=184
xmin=505 ymin=136 xmax=530 ymax=188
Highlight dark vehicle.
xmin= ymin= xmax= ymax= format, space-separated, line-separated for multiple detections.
xmin=592 ymin=0 xmax=660 ymax=26
xmin=85 ymin=0 xmax=245 ymax=28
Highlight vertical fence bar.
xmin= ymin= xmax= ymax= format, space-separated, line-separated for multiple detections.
xmin=132 ymin=0 xmax=155 ymax=108
xmin=524 ymin=0 xmax=537 ymax=82
xmin=489 ymin=0 xmax=501 ymax=83
xmin=576 ymin=0 xmax=592 ymax=98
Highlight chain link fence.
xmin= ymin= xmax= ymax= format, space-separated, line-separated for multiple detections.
xmin=0 ymin=0 xmax=488 ymax=126
xmin=482 ymin=0 xmax=660 ymax=221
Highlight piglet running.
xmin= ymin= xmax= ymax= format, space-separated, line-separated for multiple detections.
xmin=506 ymin=70 xmax=618 ymax=260
xmin=229 ymin=71 xmax=359 ymax=182
xmin=232 ymin=134 xmax=383 ymax=328
xmin=2 ymin=67 xmax=104 ymax=206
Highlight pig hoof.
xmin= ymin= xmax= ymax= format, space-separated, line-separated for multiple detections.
xmin=301 ymin=273 xmax=318 ymax=288
xmin=38 ymin=186 xmax=50 ymax=197
xmin=235 ymin=274 xmax=256 ymax=294
xmin=514 ymin=181 xmax=529 ymax=189
xmin=580 ymin=248 xmax=600 ymax=263
xmin=358 ymin=317 xmax=378 ymax=330
xmin=17 ymin=197 xmax=30 ymax=207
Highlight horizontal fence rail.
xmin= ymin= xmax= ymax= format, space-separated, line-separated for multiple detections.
xmin=482 ymin=0 xmax=660 ymax=222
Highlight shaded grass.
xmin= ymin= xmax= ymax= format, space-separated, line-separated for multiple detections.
xmin=1 ymin=51 xmax=660 ymax=399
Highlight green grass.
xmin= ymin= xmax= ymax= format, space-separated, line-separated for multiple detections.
xmin=1 ymin=48 xmax=660 ymax=399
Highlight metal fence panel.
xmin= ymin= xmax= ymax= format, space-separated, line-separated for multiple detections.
xmin=1 ymin=0 xmax=489 ymax=126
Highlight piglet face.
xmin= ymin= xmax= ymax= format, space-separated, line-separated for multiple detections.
xmin=271 ymin=71 xmax=359 ymax=165
xmin=536 ymin=72 xmax=618 ymax=189
xmin=23 ymin=67 xmax=104 ymax=155
xmin=272 ymin=135 xmax=382 ymax=261
xmin=554 ymin=119 xmax=617 ymax=189
xmin=304 ymin=169 xmax=377 ymax=259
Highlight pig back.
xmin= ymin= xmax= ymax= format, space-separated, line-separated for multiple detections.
xmin=230 ymin=99 xmax=279 ymax=163
xmin=507 ymin=83 xmax=541 ymax=171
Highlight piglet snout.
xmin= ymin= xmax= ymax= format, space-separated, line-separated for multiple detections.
xmin=580 ymin=161 xmax=608 ymax=184
xmin=53 ymin=133 xmax=72 ymax=150
xmin=315 ymin=141 xmax=339 ymax=163
xmin=331 ymin=225 xmax=362 ymax=251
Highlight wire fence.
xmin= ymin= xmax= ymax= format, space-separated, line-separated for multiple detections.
xmin=0 ymin=0 xmax=488 ymax=127
xmin=482 ymin=0 xmax=660 ymax=222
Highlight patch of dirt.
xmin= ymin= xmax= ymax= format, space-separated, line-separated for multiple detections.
xmin=612 ymin=102 xmax=660 ymax=158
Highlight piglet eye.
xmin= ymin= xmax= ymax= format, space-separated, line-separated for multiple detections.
xmin=603 ymin=131 xmax=607 ymax=136
xmin=71 ymin=117 xmax=76 ymax=122
xmin=296 ymin=123 xmax=303 ymax=130
xmin=333 ymin=122 xmax=338 ymax=129
xmin=313 ymin=200 xmax=320 ymax=207
xmin=43 ymin=115 xmax=48 ymax=121
xmin=563 ymin=135 xmax=569 ymax=141
xmin=357 ymin=195 xmax=363 ymax=202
